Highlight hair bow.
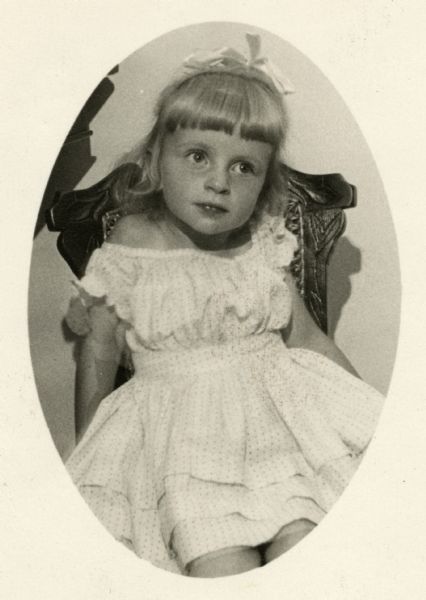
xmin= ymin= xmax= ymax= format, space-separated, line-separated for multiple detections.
xmin=183 ymin=33 xmax=295 ymax=96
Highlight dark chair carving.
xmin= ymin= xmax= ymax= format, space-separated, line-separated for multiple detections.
xmin=284 ymin=167 xmax=356 ymax=331
xmin=46 ymin=162 xmax=356 ymax=333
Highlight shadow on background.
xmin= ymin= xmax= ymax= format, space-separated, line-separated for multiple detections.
xmin=327 ymin=236 xmax=362 ymax=338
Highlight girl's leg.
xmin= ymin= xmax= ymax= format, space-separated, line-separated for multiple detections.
xmin=187 ymin=545 xmax=262 ymax=578
xmin=264 ymin=519 xmax=316 ymax=563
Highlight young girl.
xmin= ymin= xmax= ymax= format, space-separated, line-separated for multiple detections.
xmin=66 ymin=34 xmax=384 ymax=578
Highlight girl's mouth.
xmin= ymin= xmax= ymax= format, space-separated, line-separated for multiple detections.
xmin=195 ymin=203 xmax=229 ymax=214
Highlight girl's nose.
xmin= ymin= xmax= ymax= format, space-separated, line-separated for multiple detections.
xmin=205 ymin=169 xmax=230 ymax=194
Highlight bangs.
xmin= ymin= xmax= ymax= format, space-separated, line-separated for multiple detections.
xmin=159 ymin=71 xmax=286 ymax=147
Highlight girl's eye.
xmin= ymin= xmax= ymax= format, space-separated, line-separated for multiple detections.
xmin=187 ymin=150 xmax=206 ymax=164
xmin=233 ymin=162 xmax=255 ymax=175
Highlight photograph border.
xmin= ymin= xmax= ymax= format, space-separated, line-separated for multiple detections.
xmin=1 ymin=1 xmax=425 ymax=598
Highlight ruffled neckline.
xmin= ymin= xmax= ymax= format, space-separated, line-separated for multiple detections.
xmin=102 ymin=240 xmax=256 ymax=262
xmin=67 ymin=213 xmax=297 ymax=339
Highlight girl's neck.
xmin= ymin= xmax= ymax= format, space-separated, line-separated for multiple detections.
xmin=161 ymin=207 xmax=251 ymax=254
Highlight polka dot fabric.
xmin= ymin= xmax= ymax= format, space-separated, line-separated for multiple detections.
xmin=66 ymin=215 xmax=384 ymax=574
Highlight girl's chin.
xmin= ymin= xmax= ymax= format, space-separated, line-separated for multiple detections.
xmin=183 ymin=217 xmax=233 ymax=235
xmin=164 ymin=208 xmax=251 ymax=247
xmin=190 ymin=215 xmax=250 ymax=235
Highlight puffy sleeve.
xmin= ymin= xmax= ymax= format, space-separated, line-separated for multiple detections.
xmin=65 ymin=243 xmax=136 ymax=336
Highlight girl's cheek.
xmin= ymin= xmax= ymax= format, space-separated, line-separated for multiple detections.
xmin=240 ymin=177 xmax=263 ymax=195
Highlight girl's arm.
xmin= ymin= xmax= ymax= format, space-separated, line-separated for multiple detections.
xmin=75 ymin=302 xmax=126 ymax=443
xmin=282 ymin=271 xmax=360 ymax=378
xmin=74 ymin=216 xmax=138 ymax=442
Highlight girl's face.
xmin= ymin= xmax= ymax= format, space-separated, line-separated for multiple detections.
xmin=159 ymin=127 xmax=273 ymax=244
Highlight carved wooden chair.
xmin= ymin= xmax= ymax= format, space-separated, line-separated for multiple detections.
xmin=47 ymin=162 xmax=356 ymax=334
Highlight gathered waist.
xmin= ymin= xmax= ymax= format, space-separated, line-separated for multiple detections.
xmin=131 ymin=333 xmax=286 ymax=381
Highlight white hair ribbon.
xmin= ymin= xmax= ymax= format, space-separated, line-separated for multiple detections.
xmin=183 ymin=33 xmax=295 ymax=96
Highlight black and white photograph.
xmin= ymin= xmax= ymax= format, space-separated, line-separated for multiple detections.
xmin=2 ymin=2 xmax=425 ymax=598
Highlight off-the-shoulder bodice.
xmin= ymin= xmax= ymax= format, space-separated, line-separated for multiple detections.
xmin=71 ymin=216 xmax=298 ymax=354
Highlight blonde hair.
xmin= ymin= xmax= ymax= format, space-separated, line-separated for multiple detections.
xmin=119 ymin=69 xmax=289 ymax=218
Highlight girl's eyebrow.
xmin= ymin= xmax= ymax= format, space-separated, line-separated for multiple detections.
xmin=175 ymin=140 xmax=210 ymax=151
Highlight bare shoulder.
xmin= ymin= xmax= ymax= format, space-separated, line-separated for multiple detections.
xmin=107 ymin=213 xmax=166 ymax=249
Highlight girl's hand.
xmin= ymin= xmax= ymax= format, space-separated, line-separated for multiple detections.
xmin=282 ymin=271 xmax=360 ymax=377
xmin=65 ymin=295 xmax=92 ymax=336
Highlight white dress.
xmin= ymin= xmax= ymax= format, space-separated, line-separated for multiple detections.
xmin=66 ymin=215 xmax=384 ymax=574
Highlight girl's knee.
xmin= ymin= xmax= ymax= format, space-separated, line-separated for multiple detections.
xmin=264 ymin=519 xmax=316 ymax=564
xmin=187 ymin=546 xmax=262 ymax=578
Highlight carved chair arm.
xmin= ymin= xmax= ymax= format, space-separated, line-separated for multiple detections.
xmin=284 ymin=165 xmax=356 ymax=331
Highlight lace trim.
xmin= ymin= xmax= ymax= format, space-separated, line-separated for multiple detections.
xmin=256 ymin=214 xmax=298 ymax=272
